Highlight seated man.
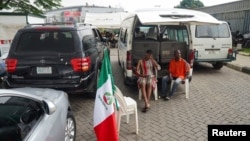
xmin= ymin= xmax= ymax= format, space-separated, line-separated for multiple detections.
xmin=161 ymin=49 xmax=190 ymax=100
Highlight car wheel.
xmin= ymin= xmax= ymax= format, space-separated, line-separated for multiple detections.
xmin=118 ymin=49 xmax=121 ymax=66
xmin=212 ymin=62 xmax=224 ymax=70
xmin=65 ymin=112 xmax=76 ymax=141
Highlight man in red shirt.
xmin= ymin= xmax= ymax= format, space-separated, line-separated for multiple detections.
xmin=161 ymin=49 xmax=190 ymax=100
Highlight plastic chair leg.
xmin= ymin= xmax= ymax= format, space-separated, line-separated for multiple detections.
xmin=185 ymin=79 xmax=189 ymax=99
xmin=139 ymin=89 xmax=142 ymax=100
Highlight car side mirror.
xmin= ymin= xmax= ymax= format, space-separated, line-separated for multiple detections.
xmin=42 ymin=100 xmax=56 ymax=115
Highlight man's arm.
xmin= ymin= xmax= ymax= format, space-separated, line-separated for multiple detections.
xmin=169 ymin=60 xmax=173 ymax=80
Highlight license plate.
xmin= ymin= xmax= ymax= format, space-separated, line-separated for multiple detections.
xmin=37 ymin=67 xmax=52 ymax=74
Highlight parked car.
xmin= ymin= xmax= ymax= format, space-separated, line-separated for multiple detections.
xmin=4 ymin=23 xmax=108 ymax=97
xmin=0 ymin=87 xmax=76 ymax=141
xmin=0 ymin=57 xmax=6 ymax=77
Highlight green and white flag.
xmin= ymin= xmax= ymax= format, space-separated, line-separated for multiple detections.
xmin=93 ymin=49 xmax=118 ymax=141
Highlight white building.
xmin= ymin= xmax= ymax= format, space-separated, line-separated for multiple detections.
xmin=45 ymin=4 xmax=126 ymax=23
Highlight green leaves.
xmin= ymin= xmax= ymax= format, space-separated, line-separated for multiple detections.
xmin=175 ymin=0 xmax=204 ymax=9
xmin=0 ymin=0 xmax=62 ymax=16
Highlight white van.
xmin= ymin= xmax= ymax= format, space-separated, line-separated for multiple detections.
xmin=190 ymin=21 xmax=236 ymax=69
xmin=117 ymin=8 xmax=221 ymax=85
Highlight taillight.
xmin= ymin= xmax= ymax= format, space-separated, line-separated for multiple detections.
xmin=5 ymin=58 xmax=17 ymax=73
xmin=189 ymin=49 xmax=195 ymax=68
xmin=126 ymin=51 xmax=132 ymax=70
xmin=228 ymin=48 xmax=233 ymax=55
xmin=71 ymin=57 xmax=91 ymax=72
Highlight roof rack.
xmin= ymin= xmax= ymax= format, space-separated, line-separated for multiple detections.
xmin=24 ymin=22 xmax=92 ymax=28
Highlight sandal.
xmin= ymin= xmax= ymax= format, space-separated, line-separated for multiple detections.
xmin=141 ymin=107 xmax=148 ymax=113
xmin=141 ymin=104 xmax=150 ymax=113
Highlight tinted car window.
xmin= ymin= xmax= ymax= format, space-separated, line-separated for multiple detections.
xmin=0 ymin=96 xmax=43 ymax=140
xmin=82 ymin=35 xmax=96 ymax=50
xmin=15 ymin=31 xmax=75 ymax=53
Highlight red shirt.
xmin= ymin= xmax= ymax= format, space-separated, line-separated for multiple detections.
xmin=169 ymin=58 xmax=189 ymax=79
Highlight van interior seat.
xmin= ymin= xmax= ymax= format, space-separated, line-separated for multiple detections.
xmin=146 ymin=27 xmax=157 ymax=40
xmin=132 ymin=40 xmax=160 ymax=64
xmin=160 ymin=41 xmax=187 ymax=63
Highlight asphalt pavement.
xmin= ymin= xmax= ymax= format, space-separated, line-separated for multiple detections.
xmin=225 ymin=51 xmax=250 ymax=75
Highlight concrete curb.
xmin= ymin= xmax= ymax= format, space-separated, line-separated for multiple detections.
xmin=238 ymin=52 xmax=250 ymax=56
xmin=225 ymin=51 xmax=250 ymax=75
xmin=225 ymin=63 xmax=242 ymax=72
xmin=225 ymin=61 xmax=250 ymax=75
xmin=242 ymin=66 xmax=250 ymax=74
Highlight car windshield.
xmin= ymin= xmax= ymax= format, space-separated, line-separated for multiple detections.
xmin=0 ymin=96 xmax=43 ymax=140
xmin=15 ymin=31 xmax=75 ymax=54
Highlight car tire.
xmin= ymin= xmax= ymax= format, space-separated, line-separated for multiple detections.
xmin=212 ymin=62 xmax=224 ymax=70
xmin=118 ymin=49 xmax=121 ymax=66
xmin=65 ymin=111 xmax=76 ymax=141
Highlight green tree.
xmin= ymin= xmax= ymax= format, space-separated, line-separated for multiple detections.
xmin=175 ymin=0 xmax=204 ymax=9
xmin=0 ymin=0 xmax=62 ymax=15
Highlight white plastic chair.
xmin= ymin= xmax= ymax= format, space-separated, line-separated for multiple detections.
xmin=114 ymin=85 xmax=139 ymax=134
xmin=138 ymin=83 xmax=158 ymax=100
xmin=170 ymin=68 xmax=192 ymax=99
xmin=138 ymin=66 xmax=160 ymax=100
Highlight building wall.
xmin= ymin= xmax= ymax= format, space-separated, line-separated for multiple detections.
xmin=197 ymin=0 xmax=250 ymax=34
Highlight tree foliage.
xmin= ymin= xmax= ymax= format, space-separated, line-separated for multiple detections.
xmin=175 ymin=0 xmax=204 ymax=9
xmin=0 ymin=0 xmax=62 ymax=15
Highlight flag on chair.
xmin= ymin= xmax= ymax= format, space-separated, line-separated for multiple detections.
xmin=93 ymin=49 xmax=118 ymax=141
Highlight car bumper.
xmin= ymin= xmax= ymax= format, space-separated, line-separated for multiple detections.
xmin=3 ymin=75 xmax=94 ymax=93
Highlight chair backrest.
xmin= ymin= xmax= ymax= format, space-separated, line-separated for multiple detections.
xmin=114 ymin=86 xmax=127 ymax=113
xmin=146 ymin=27 xmax=157 ymax=40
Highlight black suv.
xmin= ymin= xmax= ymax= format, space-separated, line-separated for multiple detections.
xmin=4 ymin=23 xmax=108 ymax=97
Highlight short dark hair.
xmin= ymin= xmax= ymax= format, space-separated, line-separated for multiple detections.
xmin=174 ymin=49 xmax=181 ymax=54
xmin=146 ymin=49 xmax=153 ymax=54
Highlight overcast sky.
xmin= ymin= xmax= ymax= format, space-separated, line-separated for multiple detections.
xmin=61 ymin=0 xmax=240 ymax=12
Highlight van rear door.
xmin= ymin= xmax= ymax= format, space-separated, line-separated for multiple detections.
xmin=190 ymin=23 xmax=232 ymax=61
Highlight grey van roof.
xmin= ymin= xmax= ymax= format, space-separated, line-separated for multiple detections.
xmin=133 ymin=8 xmax=221 ymax=25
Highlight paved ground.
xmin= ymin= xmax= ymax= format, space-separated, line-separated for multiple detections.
xmin=70 ymin=48 xmax=250 ymax=141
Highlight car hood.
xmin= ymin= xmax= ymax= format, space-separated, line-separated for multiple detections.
xmin=0 ymin=87 xmax=66 ymax=103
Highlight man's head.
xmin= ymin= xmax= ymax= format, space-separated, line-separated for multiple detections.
xmin=174 ymin=49 xmax=181 ymax=60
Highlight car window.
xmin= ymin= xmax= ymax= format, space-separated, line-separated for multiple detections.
xmin=15 ymin=31 xmax=75 ymax=54
xmin=0 ymin=96 xmax=44 ymax=140
xmin=161 ymin=25 xmax=188 ymax=44
xmin=196 ymin=23 xmax=230 ymax=38
xmin=82 ymin=35 xmax=96 ymax=50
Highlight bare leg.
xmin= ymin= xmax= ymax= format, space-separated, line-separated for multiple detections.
xmin=140 ymin=83 xmax=148 ymax=108
xmin=146 ymin=83 xmax=152 ymax=107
